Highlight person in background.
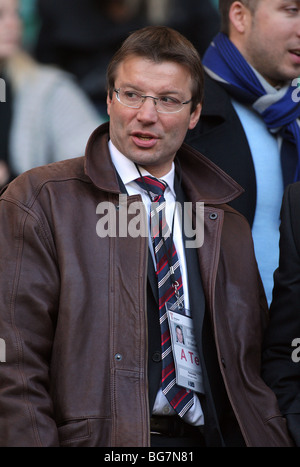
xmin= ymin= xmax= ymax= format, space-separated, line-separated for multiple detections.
xmin=262 ymin=181 xmax=300 ymax=446
xmin=0 ymin=25 xmax=293 ymax=447
xmin=0 ymin=0 xmax=101 ymax=188
xmin=185 ymin=0 xmax=300 ymax=306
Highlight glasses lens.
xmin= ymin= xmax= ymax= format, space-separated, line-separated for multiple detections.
xmin=119 ymin=90 xmax=142 ymax=108
xmin=157 ymin=97 xmax=182 ymax=113
xmin=116 ymin=89 xmax=187 ymax=113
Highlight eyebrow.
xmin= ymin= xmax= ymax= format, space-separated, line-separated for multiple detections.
xmin=281 ymin=0 xmax=300 ymax=4
xmin=120 ymin=84 xmax=182 ymax=96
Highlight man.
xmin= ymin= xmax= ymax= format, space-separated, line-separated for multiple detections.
xmin=175 ymin=325 xmax=184 ymax=344
xmin=185 ymin=0 xmax=300 ymax=306
xmin=0 ymin=26 xmax=293 ymax=447
xmin=262 ymin=181 xmax=300 ymax=446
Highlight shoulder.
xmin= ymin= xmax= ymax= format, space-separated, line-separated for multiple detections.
xmin=284 ymin=181 xmax=300 ymax=202
xmin=16 ymin=60 xmax=80 ymax=96
xmin=276 ymin=183 xmax=300 ymax=260
xmin=0 ymin=157 xmax=88 ymax=208
xmin=7 ymin=52 xmax=73 ymax=91
xmin=202 ymin=73 xmax=233 ymax=115
xmin=281 ymin=182 xmax=300 ymax=235
xmin=29 ymin=66 xmax=78 ymax=94
xmin=186 ymin=73 xmax=237 ymax=140
xmin=281 ymin=182 xmax=300 ymax=220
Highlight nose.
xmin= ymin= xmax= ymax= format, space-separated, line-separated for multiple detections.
xmin=4 ymin=12 xmax=21 ymax=33
xmin=136 ymin=97 xmax=159 ymax=123
xmin=295 ymin=15 xmax=300 ymax=37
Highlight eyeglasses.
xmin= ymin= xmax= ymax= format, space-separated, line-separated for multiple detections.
xmin=114 ymin=88 xmax=192 ymax=114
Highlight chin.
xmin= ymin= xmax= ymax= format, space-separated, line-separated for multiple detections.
xmin=0 ymin=45 xmax=18 ymax=59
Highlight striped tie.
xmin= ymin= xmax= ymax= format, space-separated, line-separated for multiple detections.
xmin=135 ymin=175 xmax=194 ymax=417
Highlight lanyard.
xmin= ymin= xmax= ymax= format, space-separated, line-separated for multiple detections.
xmin=135 ymin=164 xmax=183 ymax=307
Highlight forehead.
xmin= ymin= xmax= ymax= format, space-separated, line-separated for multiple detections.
xmin=115 ymin=55 xmax=193 ymax=91
xmin=0 ymin=0 xmax=18 ymax=9
xmin=259 ymin=0 xmax=300 ymax=7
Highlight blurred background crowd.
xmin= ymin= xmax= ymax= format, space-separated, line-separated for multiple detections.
xmin=21 ymin=0 xmax=220 ymax=116
xmin=0 ymin=0 xmax=219 ymax=186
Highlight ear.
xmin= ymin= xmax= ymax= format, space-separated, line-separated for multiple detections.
xmin=107 ymin=91 xmax=112 ymax=116
xmin=188 ymin=103 xmax=202 ymax=130
xmin=229 ymin=1 xmax=250 ymax=34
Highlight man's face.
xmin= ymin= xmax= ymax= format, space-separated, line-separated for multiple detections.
xmin=107 ymin=55 xmax=201 ymax=178
xmin=176 ymin=327 xmax=183 ymax=343
xmin=237 ymin=0 xmax=300 ymax=86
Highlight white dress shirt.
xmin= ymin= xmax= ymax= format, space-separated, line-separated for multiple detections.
xmin=109 ymin=140 xmax=204 ymax=426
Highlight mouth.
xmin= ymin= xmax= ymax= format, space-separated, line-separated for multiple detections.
xmin=290 ymin=49 xmax=300 ymax=57
xmin=138 ymin=135 xmax=152 ymax=141
xmin=131 ymin=132 xmax=158 ymax=148
xmin=133 ymin=133 xmax=157 ymax=140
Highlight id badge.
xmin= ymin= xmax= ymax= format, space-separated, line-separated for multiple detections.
xmin=166 ymin=301 xmax=204 ymax=394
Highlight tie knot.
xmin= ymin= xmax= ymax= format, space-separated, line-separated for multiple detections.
xmin=135 ymin=175 xmax=167 ymax=200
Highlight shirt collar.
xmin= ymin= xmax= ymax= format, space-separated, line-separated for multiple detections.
xmin=108 ymin=140 xmax=176 ymax=197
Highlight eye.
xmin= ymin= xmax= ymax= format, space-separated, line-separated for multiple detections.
xmin=285 ymin=6 xmax=299 ymax=14
xmin=123 ymin=90 xmax=141 ymax=101
xmin=159 ymin=96 xmax=181 ymax=106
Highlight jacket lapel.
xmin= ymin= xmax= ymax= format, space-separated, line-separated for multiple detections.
xmin=174 ymin=173 xmax=206 ymax=332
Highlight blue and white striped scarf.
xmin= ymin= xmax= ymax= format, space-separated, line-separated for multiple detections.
xmin=203 ymin=32 xmax=300 ymax=187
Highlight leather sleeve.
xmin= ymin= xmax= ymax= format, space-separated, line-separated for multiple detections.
xmin=0 ymin=197 xmax=60 ymax=446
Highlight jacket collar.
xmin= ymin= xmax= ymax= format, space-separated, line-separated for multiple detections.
xmin=84 ymin=121 xmax=243 ymax=205
xmin=201 ymin=73 xmax=231 ymax=119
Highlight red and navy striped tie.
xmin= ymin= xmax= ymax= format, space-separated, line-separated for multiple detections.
xmin=135 ymin=175 xmax=194 ymax=417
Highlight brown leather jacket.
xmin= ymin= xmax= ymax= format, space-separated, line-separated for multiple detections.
xmin=0 ymin=123 xmax=293 ymax=447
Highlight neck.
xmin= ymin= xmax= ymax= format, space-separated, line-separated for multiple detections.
xmin=138 ymin=162 xmax=173 ymax=179
xmin=228 ymin=34 xmax=287 ymax=89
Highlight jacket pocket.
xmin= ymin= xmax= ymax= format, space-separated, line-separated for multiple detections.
xmin=264 ymin=414 xmax=295 ymax=447
xmin=58 ymin=419 xmax=91 ymax=445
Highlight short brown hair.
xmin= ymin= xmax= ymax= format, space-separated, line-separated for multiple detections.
xmin=106 ymin=26 xmax=204 ymax=113
xmin=219 ymin=0 xmax=260 ymax=35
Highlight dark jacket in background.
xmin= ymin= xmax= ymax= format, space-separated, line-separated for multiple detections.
xmin=185 ymin=73 xmax=257 ymax=227
xmin=262 ymin=181 xmax=300 ymax=446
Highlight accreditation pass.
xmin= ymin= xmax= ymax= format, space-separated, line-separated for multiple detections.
xmin=166 ymin=304 xmax=204 ymax=393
